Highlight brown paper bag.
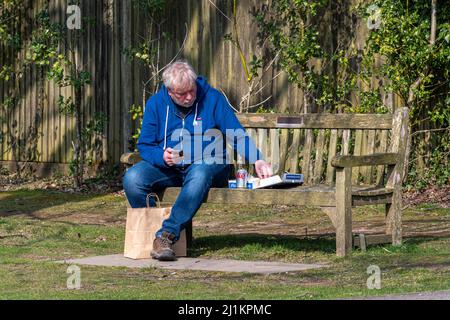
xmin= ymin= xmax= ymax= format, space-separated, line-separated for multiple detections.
xmin=124 ymin=193 xmax=187 ymax=259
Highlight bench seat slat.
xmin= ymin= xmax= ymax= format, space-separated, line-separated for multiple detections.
xmin=158 ymin=185 xmax=393 ymax=207
xmin=160 ymin=186 xmax=336 ymax=206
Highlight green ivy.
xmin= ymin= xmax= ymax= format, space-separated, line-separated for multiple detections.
xmin=129 ymin=104 xmax=144 ymax=148
xmin=27 ymin=6 xmax=101 ymax=187
xmin=357 ymin=0 xmax=450 ymax=188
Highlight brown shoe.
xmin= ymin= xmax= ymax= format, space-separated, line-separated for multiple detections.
xmin=151 ymin=231 xmax=177 ymax=261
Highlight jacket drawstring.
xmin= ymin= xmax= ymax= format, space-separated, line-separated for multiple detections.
xmin=193 ymin=102 xmax=199 ymax=126
xmin=163 ymin=105 xmax=169 ymax=150
xmin=164 ymin=102 xmax=198 ymax=150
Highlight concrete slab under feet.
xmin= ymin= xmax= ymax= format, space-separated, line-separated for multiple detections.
xmin=57 ymin=254 xmax=326 ymax=274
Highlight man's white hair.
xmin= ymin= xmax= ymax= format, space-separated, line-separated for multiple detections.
xmin=162 ymin=60 xmax=197 ymax=90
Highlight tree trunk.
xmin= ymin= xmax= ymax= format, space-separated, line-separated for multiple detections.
xmin=408 ymin=0 xmax=437 ymax=106
xmin=412 ymin=0 xmax=438 ymax=175
xmin=74 ymin=83 xmax=83 ymax=188
xmin=430 ymin=0 xmax=437 ymax=46
xmin=71 ymin=39 xmax=84 ymax=188
xmin=121 ymin=0 xmax=132 ymax=153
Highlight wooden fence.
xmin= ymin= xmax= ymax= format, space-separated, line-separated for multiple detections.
xmin=0 ymin=0 xmax=404 ymax=177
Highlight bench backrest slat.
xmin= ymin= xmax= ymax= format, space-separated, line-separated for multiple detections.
xmin=230 ymin=111 xmax=407 ymax=186
xmin=237 ymin=113 xmax=393 ymax=129
xmin=236 ymin=127 xmax=391 ymax=185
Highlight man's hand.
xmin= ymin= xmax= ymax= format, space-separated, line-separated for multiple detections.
xmin=255 ymin=160 xmax=273 ymax=179
xmin=163 ymin=148 xmax=183 ymax=166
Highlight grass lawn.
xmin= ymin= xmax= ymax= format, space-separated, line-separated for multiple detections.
xmin=0 ymin=189 xmax=449 ymax=299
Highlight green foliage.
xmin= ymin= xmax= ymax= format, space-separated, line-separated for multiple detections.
xmin=0 ymin=3 xmax=24 ymax=114
xmin=253 ymin=0 xmax=344 ymax=113
xmin=129 ymin=104 xmax=144 ymax=146
xmin=125 ymin=0 xmax=169 ymax=142
xmin=57 ymin=95 xmax=75 ymax=116
xmin=27 ymin=10 xmax=62 ymax=66
xmin=255 ymin=106 xmax=275 ymax=114
xmin=82 ymin=112 xmax=108 ymax=139
xmin=68 ymin=158 xmax=79 ymax=177
xmin=1 ymin=96 xmax=17 ymax=111
xmin=0 ymin=0 xmax=23 ymax=49
xmin=123 ymin=40 xmax=170 ymax=66
xmin=47 ymin=55 xmax=68 ymax=85
xmin=253 ymin=0 xmax=326 ymax=85
xmin=129 ymin=104 xmax=143 ymax=121
xmin=358 ymin=0 xmax=450 ymax=123
xmin=0 ymin=65 xmax=14 ymax=82
xmin=253 ymin=0 xmax=449 ymax=187
xmin=132 ymin=0 xmax=166 ymax=15
xmin=406 ymin=133 xmax=450 ymax=190
xmin=344 ymin=90 xmax=388 ymax=114
xmin=30 ymin=9 xmax=92 ymax=90
xmin=72 ymin=70 xmax=92 ymax=89
xmin=27 ymin=6 xmax=98 ymax=186
xmin=249 ymin=55 xmax=263 ymax=79
xmin=356 ymin=0 xmax=450 ymax=187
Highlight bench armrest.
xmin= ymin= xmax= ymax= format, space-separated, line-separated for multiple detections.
xmin=331 ymin=153 xmax=399 ymax=168
xmin=120 ymin=152 xmax=142 ymax=166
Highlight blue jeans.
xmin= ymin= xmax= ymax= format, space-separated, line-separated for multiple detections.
xmin=123 ymin=161 xmax=231 ymax=241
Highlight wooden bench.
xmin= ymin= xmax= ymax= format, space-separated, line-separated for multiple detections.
xmin=121 ymin=107 xmax=410 ymax=257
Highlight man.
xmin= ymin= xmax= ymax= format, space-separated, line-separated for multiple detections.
xmin=123 ymin=60 xmax=273 ymax=261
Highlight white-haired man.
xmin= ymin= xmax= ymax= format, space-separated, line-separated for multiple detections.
xmin=124 ymin=60 xmax=273 ymax=261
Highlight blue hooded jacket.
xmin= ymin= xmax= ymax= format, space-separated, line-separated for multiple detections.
xmin=137 ymin=76 xmax=264 ymax=168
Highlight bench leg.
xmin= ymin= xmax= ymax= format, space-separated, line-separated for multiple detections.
xmin=385 ymin=190 xmax=402 ymax=245
xmin=321 ymin=207 xmax=337 ymax=229
xmin=185 ymin=220 xmax=193 ymax=248
xmin=335 ymin=167 xmax=353 ymax=257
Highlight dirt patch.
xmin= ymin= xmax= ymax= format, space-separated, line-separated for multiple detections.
xmin=0 ymin=173 xmax=122 ymax=194
xmin=404 ymin=185 xmax=450 ymax=208
xmin=28 ymin=211 xmax=126 ymax=226
xmin=401 ymin=262 xmax=450 ymax=271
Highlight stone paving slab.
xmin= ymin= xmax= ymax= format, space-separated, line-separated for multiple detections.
xmin=57 ymin=254 xmax=326 ymax=274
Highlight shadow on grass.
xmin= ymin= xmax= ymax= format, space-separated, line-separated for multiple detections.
xmin=0 ymin=189 xmax=112 ymax=220
xmin=188 ymin=233 xmax=337 ymax=257
xmin=187 ymin=233 xmax=450 ymax=258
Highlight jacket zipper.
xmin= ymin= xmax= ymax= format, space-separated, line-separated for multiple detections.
xmin=170 ymin=105 xmax=192 ymax=169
